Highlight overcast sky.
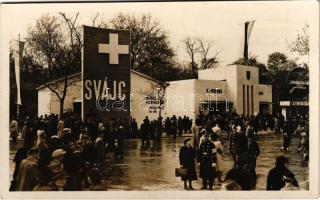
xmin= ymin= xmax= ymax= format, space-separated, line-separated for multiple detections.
xmin=1 ymin=1 xmax=318 ymax=66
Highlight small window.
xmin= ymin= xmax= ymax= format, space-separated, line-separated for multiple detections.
xmin=246 ymin=71 xmax=251 ymax=80
xmin=259 ymin=92 xmax=263 ymax=95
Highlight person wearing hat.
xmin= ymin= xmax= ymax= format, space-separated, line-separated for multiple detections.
xmin=33 ymin=166 xmax=57 ymax=191
xmin=198 ymin=131 xmax=216 ymax=190
xmin=266 ymin=156 xmax=298 ymax=190
xmin=198 ymin=128 xmax=208 ymax=148
xmin=49 ymin=149 xmax=66 ymax=176
xmin=179 ymin=138 xmax=197 ymax=190
xmin=16 ymin=147 xmax=39 ymax=191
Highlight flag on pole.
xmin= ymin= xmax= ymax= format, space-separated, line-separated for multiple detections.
xmin=12 ymin=40 xmax=24 ymax=105
xmin=243 ymin=20 xmax=255 ymax=61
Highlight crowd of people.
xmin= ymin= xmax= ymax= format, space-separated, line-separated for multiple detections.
xmin=9 ymin=112 xmax=130 ymax=191
xmin=177 ymin=111 xmax=309 ymax=190
xmin=9 ymin=110 xmax=308 ymax=191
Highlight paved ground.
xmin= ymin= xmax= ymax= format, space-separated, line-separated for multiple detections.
xmin=9 ymin=131 xmax=309 ymax=191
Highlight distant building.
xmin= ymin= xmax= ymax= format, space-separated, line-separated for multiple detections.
xmin=37 ymin=70 xmax=162 ymax=126
xmin=164 ymin=64 xmax=272 ymax=121
xmin=279 ymin=67 xmax=309 ymax=119
xmin=37 ymin=64 xmax=272 ymax=126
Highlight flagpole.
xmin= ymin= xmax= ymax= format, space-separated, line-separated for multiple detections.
xmin=244 ymin=21 xmax=249 ymax=62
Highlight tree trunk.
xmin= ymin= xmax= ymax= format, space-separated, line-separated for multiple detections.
xmin=59 ymin=98 xmax=65 ymax=117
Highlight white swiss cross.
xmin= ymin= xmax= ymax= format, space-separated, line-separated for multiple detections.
xmin=98 ymin=33 xmax=129 ymax=65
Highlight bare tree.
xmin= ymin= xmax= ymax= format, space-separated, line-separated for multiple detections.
xmin=182 ymin=37 xmax=200 ymax=78
xmin=136 ymin=81 xmax=169 ymax=119
xmin=197 ymin=38 xmax=219 ymax=69
xmin=287 ymin=23 xmax=309 ymax=57
xmin=91 ymin=13 xmax=108 ymax=28
xmin=24 ymin=13 xmax=82 ymax=116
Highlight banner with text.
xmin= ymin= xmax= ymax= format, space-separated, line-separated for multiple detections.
xmin=82 ymin=26 xmax=131 ymax=123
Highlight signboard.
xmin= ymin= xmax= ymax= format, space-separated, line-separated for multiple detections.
xmin=82 ymin=26 xmax=130 ymax=123
xmin=288 ymin=67 xmax=309 ymax=98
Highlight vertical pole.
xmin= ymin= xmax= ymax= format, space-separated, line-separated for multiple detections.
xmin=244 ymin=22 xmax=249 ymax=62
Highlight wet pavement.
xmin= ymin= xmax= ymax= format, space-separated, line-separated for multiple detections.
xmin=9 ymin=131 xmax=309 ymax=191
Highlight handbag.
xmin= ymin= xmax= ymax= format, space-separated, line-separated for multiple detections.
xmin=175 ymin=167 xmax=188 ymax=177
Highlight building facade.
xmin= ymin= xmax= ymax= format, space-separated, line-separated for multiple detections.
xmin=37 ymin=70 xmax=161 ymax=126
xmin=38 ymin=64 xmax=272 ymax=126
xmin=163 ymin=64 xmax=272 ymax=122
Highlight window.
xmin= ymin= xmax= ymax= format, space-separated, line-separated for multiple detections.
xmin=246 ymin=71 xmax=251 ymax=80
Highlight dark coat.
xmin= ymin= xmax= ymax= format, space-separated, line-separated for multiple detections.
xmin=267 ymin=166 xmax=297 ymax=190
xmin=16 ymin=157 xmax=39 ymax=191
xmin=140 ymin=123 xmax=150 ymax=141
xmin=179 ymin=146 xmax=197 ymax=181
xmin=247 ymin=141 xmax=260 ymax=158
xmin=82 ymin=143 xmax=95 ymax=164
xmin=234 ymin=132 xmax=248 ymax=155
xmin=199 ymin=139 xmax=216 ymax=179
xmin=225 ymin=167 xmax=251 ymax=190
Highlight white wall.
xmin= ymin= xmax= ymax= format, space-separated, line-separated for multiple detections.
xmin=198 ymin=67 xmax=227 ymax=81
xmin=164 ymin=79 xmax=196 ymax=121
xmin=258 ymin=84 xmax=272 ymax=103
xmin=194 ymin=80 xmax=228 ymax=115
xmin=50 ymin=76 xmax=82 ymax=115
xmin=236 ymin=65 xmax=259 ymax=115
xmin=38 ymin=87 xmax=51 ymax=116
xmin=130 ymin=72 xmax=160 ymax=126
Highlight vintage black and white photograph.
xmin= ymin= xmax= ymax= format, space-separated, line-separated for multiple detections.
xmin=0 ymin=1 xmax=319 ymax=198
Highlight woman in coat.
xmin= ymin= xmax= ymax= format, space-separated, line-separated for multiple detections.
xmin=213 ymin=138 xmax=224 ymax=182
xmin=179 ymin=138 xmax=197 ymax=190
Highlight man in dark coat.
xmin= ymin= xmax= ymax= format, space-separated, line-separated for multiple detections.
xmin=179 ymin=138 xmax=197 ymax=190
xmin=131 ymin=118 xmax=138 ymax=139
xmin=234 ymin=126 xmax=248 ymax=164
xmin=16 ymin=147 xmax=39 ymax=191
xmin=155 ymin=117 xmax=163 ymax=141
xmin=266 ymin=156 xmax=298 ymax=190
xmin=282 ymin=120 xmax=292 ymax=151
xmin=22 ymin=117 xmax=36 ymax=149
xmin=199 ymin=132 xmax=216 ymax=190
xmin=10 ymin=145 xmax=28 ymax=191
xmin=164 ymin=117 xmax=171 ymax=136
xmin=246 ymin=136 xmax=260 ymax=188
xmin=171 ymin=116 xmax=178 ymax=138
xmin=178 ymin=117 xmax=183 ymax=137
xmin=140 ymin=119 xmax=150 ymax=146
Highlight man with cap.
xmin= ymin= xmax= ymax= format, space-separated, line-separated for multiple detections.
xmin=266 ymin=156 xmax=298 ymax=190
xmin=49 ymin=149 xmax=66 ymax=176
xmin=16 ymin=147 xmax=39 ymax=191
xmin=198 ymin=130 xmax=217 ymax=190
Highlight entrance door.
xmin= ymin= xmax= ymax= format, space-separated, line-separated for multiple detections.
xmin=73 ymin=102 xmax=81 ymax=116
